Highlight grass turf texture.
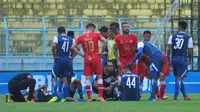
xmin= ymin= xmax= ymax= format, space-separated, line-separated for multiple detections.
xmin=0 ymin=94 xmax=200 ymax=112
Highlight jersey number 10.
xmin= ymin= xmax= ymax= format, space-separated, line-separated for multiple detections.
xmin=126 ymin=77 xmax=136 ymax=88
xmin=62 ymin=41 xmax=69 ymax=52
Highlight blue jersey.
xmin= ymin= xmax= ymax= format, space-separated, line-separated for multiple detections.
xmin=56 ymin=35 xmax=74 ymax=58
xmin=171 ymin=32 xmax=191 ymax=57
xmin=120 ymin=72 xmax=140 ymax=101
xmin=141 ymin=41 xmax=161 ymax=58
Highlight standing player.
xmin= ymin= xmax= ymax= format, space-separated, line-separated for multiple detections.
xmin=49 ymin=26 xmax=74 ymax=102
xmin=72 ymin=23 xmax=107 ymax=102
xmin=109 ymin=22 xmax=120 ymax=34
xmin=140 ymin=30 xmax=170 ymax=100
xmin=118 ymin=65 xmax=141 ymax=101
xmin=167 ymin=21 xmax=193 ymax=100
xmin=131 ymin=39 xmax=164 ymax=101
xmin=114 ymin=22 xmax=138 ymax=75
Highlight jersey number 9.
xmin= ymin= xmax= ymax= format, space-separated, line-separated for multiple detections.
xmin=62 ymin=41 xmax=69 ymax=52
xmin=126 ymin=77 xmax=136 ymax=88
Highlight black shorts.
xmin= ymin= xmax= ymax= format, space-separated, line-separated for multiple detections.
xmin=92 ymin=81 xmax=114 ymax=99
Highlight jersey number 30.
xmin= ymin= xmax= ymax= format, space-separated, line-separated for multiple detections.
xmin=174 ymin=38 xmax=184 ymax=49
xmin=126 ymin=77 xmax=136 ymax=88
xmin=62 ymin=41 xmax=69 ymax=52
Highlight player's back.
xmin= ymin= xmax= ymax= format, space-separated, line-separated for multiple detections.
xmin=120 ymin=72 xmax=140 ymax=101
xmin=77 ymin=32 xmax=101 ymax=55
xmin=56 ymin=35 xmax=73 ymax=58
xmin=171 ymin=32 xmax=191 ymax=57
xmin=142 ymin=41 xmax=161 ymax=57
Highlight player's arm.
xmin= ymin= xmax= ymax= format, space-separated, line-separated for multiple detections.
xmin=52 ymin=36 xmax=58 ymax=60
xmin=131 ymin=42 xmax=144 ymax=64
xmin=71 ymin=42 xmax=84 ymax=57
xmin=114 ymin=37 xmax=121 ymax=67
xmin=167 ymin=35 xmax=172 ymax=64
xmin=188 ymin=37 xmax=193 ymax=65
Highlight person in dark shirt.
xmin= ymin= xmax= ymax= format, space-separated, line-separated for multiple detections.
xmin=92 ymin=61 xmax=118 ymax=100
xmin=7 ymin=73 xmax=36 ymax=102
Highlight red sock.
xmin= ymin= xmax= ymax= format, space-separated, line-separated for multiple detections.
xmin=156 ymin=86 xmax=160 ymax=98
xmin=86 ymin=80 xmax=91 ymax=100
xmin=160 ymin=81 xmax=166 ymax=99
xmin=98 ymin=79 xmax=103 ymax=98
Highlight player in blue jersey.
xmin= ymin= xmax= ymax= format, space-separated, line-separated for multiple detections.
xmin=167 ymin=21 xmax=193 ymax=100
xmin=118 ymin=65 xmax=141 ymax=101
xmin=49 ymin=26 xmax=75 ymax=102
xmin=131 ymin=39 xmax=164 ymax=101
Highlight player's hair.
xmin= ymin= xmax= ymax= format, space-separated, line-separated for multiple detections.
xmin=108 ymin=28 xmax=117 ymax=34
xmin=178 ymin=21 xmax=187 ymax=30
xmin=57 ymin=26 xmax=66 ymax=34
xmin=143 ymin=30 xmax=151 ymax=35
xmin=121 ymin=22 xmax=128 ymax=26
xmin=67 ymin=31 xmax=74 ymax=38
xmin=110 ymin=22 xmax=119 ymax=29
xmin=104 ymin=60 xmax=113 ymax=66
xmin=124 ymin=64 xmax=132 ymax=70
xmin=86 ymin=23 xmax=96 ymax=29
xmin=99 ymin=26 xmax=108 ymax=33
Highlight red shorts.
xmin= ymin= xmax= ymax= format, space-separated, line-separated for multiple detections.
xmin=162 ymin=62 xmax=170 ymax=76
xmin=138 ymin=60 xmax=149 ymax=82
xmin=118 ymin=57 xmax=138 ymax=75
xmin=84 ymin=54 xmax=102 ymax=76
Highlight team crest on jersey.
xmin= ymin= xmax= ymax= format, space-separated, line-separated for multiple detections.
xmin=130 ymin=40 xmax=132 ymax=43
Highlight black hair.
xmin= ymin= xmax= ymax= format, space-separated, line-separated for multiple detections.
xmin=104 ymin=60 xmax=113 ymax=66
xmin=67 ymin=31 xmax=74 ymax=38
xmin=178 ymin=21 xmax=187 ymax=30
xmin=108 ymin=28 xmax=117 ymax=34
xmin=143 ymin=30 xmax=151 ymax=35
xmin=57 ymin=26 xmax=66 ymax=34
xmin=110 ymin=22 xmax=119 ymax=29
xmin=99 ymin=26 xmax=108 ymax=33
xmin=121 ymin=22 xmax=128 ymax=26
xmin=86 ymin=23 xmax=96 ymax=29
xmin=124 ymin=64 xmax=132 ymax=70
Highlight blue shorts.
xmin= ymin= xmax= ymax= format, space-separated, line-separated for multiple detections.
xmin=172 ymin=56 xmax=188 ymax=77
xmin=52 ymin=57 xmax=72 ymax=78
xmin=149 ymin=52 xmax=164 ymax=77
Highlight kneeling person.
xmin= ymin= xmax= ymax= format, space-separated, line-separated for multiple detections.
xmin=7 ymin=73 xmax=36 ymax=102
xmin=118 ymin=65 xmax=141 ymax=101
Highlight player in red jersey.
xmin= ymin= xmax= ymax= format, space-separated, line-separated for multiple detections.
xmin=114 ymin=22 xmax=138 ymax=75
xmin=72 ymin=23 xmax=107 ymax=102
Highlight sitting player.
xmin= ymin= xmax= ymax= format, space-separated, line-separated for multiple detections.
xmin=92 ymin=61 xmax=118 ymax=101
xmin=118 ymin=65 xmax=141 ymax=101
xmin=57 ymin=78 xmax=85 ymax=102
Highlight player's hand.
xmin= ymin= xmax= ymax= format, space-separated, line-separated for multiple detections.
xmin=69 ymin=56 xmax=73 ymax=60
xmin=97 ymin=52 xmax=104 ymax=56
xmin=54 ymin=57 xmax=58 ymax=62
xmin=80 ymin=54 xmax=85 ymax=58
xmin=117 ymin=60 xmax=122 ymax=68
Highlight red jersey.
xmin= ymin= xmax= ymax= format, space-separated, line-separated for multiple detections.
xmin=75 ymin=32 xmax=102 ymax=55
xmin=114 ymin=34 xmax=138 ymax=59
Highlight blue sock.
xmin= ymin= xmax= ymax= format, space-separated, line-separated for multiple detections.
xmin=150 ymin=79 xmax=157 ymax=99
xmin=77 ymin=86 xmax=83 ymax=99
xmin=62 ymin=83 xmax=70 ymax=99
xmin=180 ymin=81 xmax=187 ymax=97
xmin=52 ymin=82 xmax=57 ymax=97
xmin=174 ymin=80 xmax=181 ymax=99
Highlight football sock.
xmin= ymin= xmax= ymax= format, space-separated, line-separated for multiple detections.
xmin=77 ymin=85 xmax=84 ymax=99
xmin=52 ymin=82 xmax=57 ymax=97
xmin=86 ymin=80 xmax=91 ymax=100
xmin=150 ymin=79 xmax=157 ymax=99
xmin=98 ymin=79 xmax=103 ymax=98
xmin=156 ymin=86 xmax=160 ymax=98
xmin=160 ymin=80 xmax=166 ymax=99
xmin=174 ymin=80 xmax=181 ymax=99
xmin=62 ymin=83 xmax=70 ymax=98
xmin=180 ymin=81 xmax=187 ymax=97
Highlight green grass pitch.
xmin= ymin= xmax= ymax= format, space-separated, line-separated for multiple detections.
xmin=0 ymin=94 xmax=200 ymax=112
